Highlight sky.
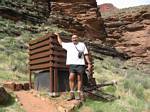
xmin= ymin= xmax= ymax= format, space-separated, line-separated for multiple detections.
xmin=96 ymin=0 xmax=150 ymax=9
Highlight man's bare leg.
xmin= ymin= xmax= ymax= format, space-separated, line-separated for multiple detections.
xmin=67 ymin=72 xmax=75 ymax=101
xmin=76 ymin=74 xmax=85 ymax=101
xmin=77 ymin=74 xmax=82 ymax=91
xmin=69 ymin=72 xmax=75 ymax=91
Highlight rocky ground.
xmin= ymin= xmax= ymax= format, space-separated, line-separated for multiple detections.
xmin=15 ymin=90 xmax=82 ymax=112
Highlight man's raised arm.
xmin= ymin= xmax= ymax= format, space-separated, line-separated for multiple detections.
xmin=54 ymin=33 xmax=62 ymax=46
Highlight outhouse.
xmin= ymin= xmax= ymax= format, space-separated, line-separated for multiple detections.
xmin=29 ymin=33 xmax=70 ymax=95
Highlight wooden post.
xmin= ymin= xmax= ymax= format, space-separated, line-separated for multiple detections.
xmin=28 ymin=46 xmax=32 ymax=89
xmin=29 ymin=69 xmax=32 ymax=89
xmin=49 ymin=67 xmax=53 ymax=96
xmin=49 ymin=36 xmax=54 ymax=96
xmin=54 ymin=68 xmax=58 ymax=96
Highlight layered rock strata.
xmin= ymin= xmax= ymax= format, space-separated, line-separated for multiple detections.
xmin=49 ymin=0 xmax=107 ymax=40
xmin=103 ymin=5 xmax=150 ymax=64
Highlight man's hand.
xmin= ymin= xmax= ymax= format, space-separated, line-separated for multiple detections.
xmin=87 ymin=63 xmax=92 ymax=72
xmin=54 ymin=32 xmax=59 ymax=37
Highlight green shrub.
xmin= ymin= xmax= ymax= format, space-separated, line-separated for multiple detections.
xmin=123 ymin=75 xmax=145 ymax=99
xmin=104 ymin=86 xmax=117 ymax=93
xmin=133 ymin=84 xmax=144 ymax=99
xmin=141 ymin=78 xmax=150 ymax=89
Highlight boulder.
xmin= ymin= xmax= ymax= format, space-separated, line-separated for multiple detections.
xmin=0 ymin=87 xmax=11 ymax=105
xmin=142 ymin=13 xmax=150 ymax=19
xmin=126 ymin=23 xmax=144 ymax=31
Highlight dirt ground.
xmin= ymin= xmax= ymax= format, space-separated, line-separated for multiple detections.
xmin=15 ymin=90 xmax=82 ymax=112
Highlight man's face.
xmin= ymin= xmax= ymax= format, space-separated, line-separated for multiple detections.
xmin=71 ymin=35 xmax=79 ymax=44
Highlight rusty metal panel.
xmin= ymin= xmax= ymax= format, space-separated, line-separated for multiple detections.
xmin=30 ymin=68 xmax=48 ymax=71
xmin=29 ymin=33 xmax=52 ymax=45
xmin=51 ymin=63 xmax=66 ymax=68
xmin=29 ymin=40 xmax=50 ymax=50
xmin=30 ymin=62 xmax=66 ymax=70
xmin=30 ymin=45 xmax=50 ymax=55
xmin=52 ymin=57 xmax=66 ymax=63
xmin=30 ymin=51 xmax=66 ymax=59
xmin=50 ymin=51 xmax=66 ymax=57
xmin=30 ymin=63 xmax=50 ymax=70
xmin=29 ymin=56 xmax=66 ymax=65
xmin=30 ymin=51 xmax=50 ymax=60
xmin=29 ymin=57 xmax=50 ymax=65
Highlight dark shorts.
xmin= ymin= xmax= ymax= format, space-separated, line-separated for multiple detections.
xmin=69 ymin=65 xmax=85 ymax=75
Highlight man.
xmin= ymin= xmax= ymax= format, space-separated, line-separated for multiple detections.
xmin=55 ymin=33 xmax=92 ymax=101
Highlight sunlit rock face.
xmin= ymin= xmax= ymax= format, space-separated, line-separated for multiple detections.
xmin=98 ymin=3 xmax=118 ymax=12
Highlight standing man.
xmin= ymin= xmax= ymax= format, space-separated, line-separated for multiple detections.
xmin=55 ymin=33 xmax=92 ymax=101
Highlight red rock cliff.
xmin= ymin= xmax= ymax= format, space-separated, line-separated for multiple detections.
xmin=98 ymin=3 xmax=117 ymax=12
xmin=103 ymin=5 xmax=150 ymax=64
xmin=33 ymin=0 xmax=107 ymax=40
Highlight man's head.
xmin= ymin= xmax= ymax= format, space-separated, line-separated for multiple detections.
xmin=71 ymin=34 xmax=79 ymax=44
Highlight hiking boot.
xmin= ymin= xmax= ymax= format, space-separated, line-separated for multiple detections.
xmin=76 ymin=92 xmax=85 ymax=102
xmin=67 ymin=92 xmax=75 ymax=101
